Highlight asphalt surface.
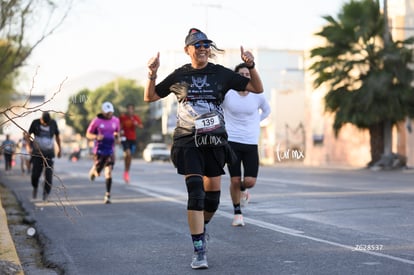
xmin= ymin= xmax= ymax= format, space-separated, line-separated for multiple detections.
xmin=1 ymin=158 xmax=414 ymax=275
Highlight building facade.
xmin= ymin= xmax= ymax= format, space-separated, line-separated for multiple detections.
xmin=304 ymin=0 xmax=414 ymax=168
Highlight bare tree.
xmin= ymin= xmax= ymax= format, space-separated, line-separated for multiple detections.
xmin=0 ymin=1 xmax=79 ymax=218
xmin=0 ymin=0 xmax=73 ymax=106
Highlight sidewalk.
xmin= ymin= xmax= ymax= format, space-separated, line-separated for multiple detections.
xmin=0 ymin=183 xmax=23 ymax=275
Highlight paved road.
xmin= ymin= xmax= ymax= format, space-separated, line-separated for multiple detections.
xmin=1 ymin=158 xmax=414 ymax=275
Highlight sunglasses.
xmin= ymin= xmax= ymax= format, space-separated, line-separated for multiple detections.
xmin=193 ymin=42 xmax=211 ymax=49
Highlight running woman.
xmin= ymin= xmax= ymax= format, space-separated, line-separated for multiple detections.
xmin=223 ymin=63 xmax=271 ymax=226
xmin=144 ymin=28 xmax=263 ymax=269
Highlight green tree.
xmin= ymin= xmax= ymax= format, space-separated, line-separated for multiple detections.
xmin=309 ymin=0 xmax=414 ymax=166
xmin=113 ymin=78 xmax=151 ymax=151
xmin=0 ymin=0 xmax=72 ymax=81
xmin=0 ymin=67 xmax=15 ymax=108
xmin=113 ymin=78 xmax=146 ymax=112
xmin=66 ymin=89 xmax=92 ymax=134
xmin=66 ymin=78 xmax=152 ymax=147
xmin=87 ymin=83 xmax=118 ymax=120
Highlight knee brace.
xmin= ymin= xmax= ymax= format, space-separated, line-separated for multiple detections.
xmin=204 ymin=191 xmax=220 ymax=212
xmin=186 ymin=176 xmax=205 ymax=211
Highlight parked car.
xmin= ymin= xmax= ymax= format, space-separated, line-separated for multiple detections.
xmin=142 ymin=143 xmax=170 ymax=162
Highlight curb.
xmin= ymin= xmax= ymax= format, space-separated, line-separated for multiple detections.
xmin=0 ymin=194 xmax=24 ymax=274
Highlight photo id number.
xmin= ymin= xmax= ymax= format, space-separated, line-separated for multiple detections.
xmin=352 ymin=244 xmax=383 ymax=251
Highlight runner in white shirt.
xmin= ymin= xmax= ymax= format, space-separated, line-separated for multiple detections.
xmin=223 ymin=63 xmax=271 ymax=226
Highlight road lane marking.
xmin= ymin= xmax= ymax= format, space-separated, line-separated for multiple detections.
xmin=218 ymin=211 xmax=304 ymax=234
xmin=129 ymin=183 xmax=414 ymax=266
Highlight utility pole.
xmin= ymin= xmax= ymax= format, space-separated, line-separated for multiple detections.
xmin=383 ymin=0 xmax=393 ymax=156
xmin=383 ymin=0 xmax=391 ymax=43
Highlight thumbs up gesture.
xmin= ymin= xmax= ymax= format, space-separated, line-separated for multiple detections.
xmin=240 ymin=46 xmax=255 ymax=68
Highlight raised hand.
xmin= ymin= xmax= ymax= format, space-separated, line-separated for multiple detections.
xmin=147 ymin=52 xmax=160 ymax=73
xmin=240 ymin=46 xmax=254 ymax=67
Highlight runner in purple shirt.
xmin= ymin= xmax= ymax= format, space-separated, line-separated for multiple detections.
xmin=86 ymin=101 xmax=120 ymax=204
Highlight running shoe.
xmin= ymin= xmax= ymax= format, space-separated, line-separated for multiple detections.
xmin=191 ymin=251 xmax=208 ymax=269
xmin=240 ymin=190 xmax=250 ymax=207
xmin=89 ymin=167 xmax=97 ymax=182
xmin=232 ymin=214 xmax=245 ymax=227
xmin=42 ymin=192 xmax=49 ymax=202
xmin=104 ymin=194 xmax=111 ymax=204
xmin=123 ymin=171 xmax=130 ymax=184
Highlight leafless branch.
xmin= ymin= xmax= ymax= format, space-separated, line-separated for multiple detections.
xmin=1 ymin=71 xmax=81 ymax=221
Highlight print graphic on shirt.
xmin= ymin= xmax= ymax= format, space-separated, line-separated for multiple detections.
xmin=35 ymin=125 xmax=53 ymax=151
xmin=191 ymin=76 xmax=208 ymax=90
xmin=188 ymin=76 xmax=215 ymax=102
xmin=99 ymin=122 xmax=117 ymax=130
xmin=3 ymin=142 xmax=13 ymax=153
xmin=92 ymin=117 xmax=119 ymax=156
xmin=172 ymin=73 xmax=226 ymax=135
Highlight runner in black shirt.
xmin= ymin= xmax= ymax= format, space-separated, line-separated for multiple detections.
xmin=28 ymin=112 xmax=61 ymax=201
xmin=144 ymin=28 xmax=264 ymax=270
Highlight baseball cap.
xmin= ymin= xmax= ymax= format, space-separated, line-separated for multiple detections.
xmin=185 ymin=28 xmax=212 ymax=46
xmin=101 ymin=101 xmax=114 ymax=113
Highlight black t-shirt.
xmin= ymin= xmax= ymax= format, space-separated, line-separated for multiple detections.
xmin=28 ymin=118 xmax=60 ymax=157
xmin=155 ymin=63 xmax=249 ymax=146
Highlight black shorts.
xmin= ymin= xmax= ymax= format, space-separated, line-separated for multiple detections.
xmin=93 ymin=154 xmax=115 ymax=174
xmin=171 ymin=145 xmax=226 ymax=177
xmin=227 ymin=141 xmax=259 ymax=178
xmin=121 ymin=140 xmax=137 ymax=154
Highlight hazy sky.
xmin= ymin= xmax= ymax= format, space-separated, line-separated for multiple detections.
xmin=23 ymin=0 xmax=347 ymax=93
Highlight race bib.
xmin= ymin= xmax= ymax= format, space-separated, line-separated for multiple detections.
xmin=194 ymin=112 xmax=228 ymax=147
xmin=195 ymin=114 xmax=220 ymax=133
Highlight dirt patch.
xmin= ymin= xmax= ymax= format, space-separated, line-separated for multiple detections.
xmin=0 ymin=183 xmax=60 ymax=275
